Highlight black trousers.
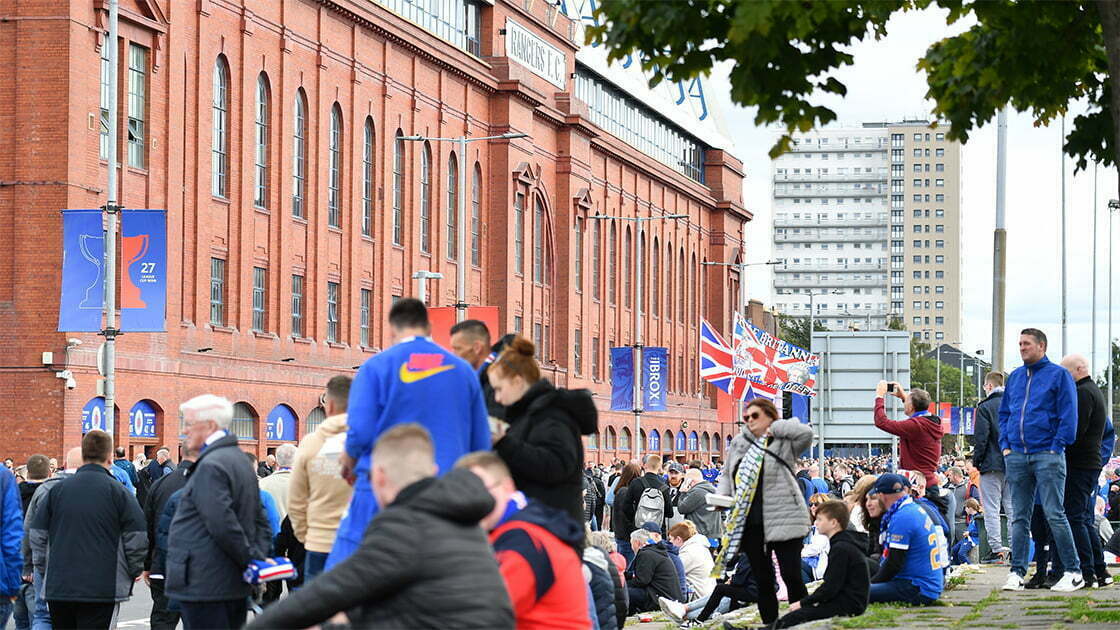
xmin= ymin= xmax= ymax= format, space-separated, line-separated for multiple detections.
xmin=697 ymin=583 xmax=755 ymax=622
xmin=148 ymin=578 xmax=180 ymax=630
xmin=775 ymin=601 xmax=862 ymax=629
xmin=742 ymin=526 xmax=807 ymax=624
xmin=180 ymin=599 xmax=247 ymax=630
xmin=626 ymin=585 xmax=654 ymax=615
xmin=47 ymin=601 xmax=117 ymax=630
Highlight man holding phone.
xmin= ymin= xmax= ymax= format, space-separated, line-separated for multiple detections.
xmin=872 ymin=381 xmax=943 ymax=485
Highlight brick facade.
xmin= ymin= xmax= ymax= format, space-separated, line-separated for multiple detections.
xmin=0 ymin=0 xmax=749 ymax=464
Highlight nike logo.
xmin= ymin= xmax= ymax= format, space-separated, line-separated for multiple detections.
xmin=399 ymin=362 xmax=455 ymax=383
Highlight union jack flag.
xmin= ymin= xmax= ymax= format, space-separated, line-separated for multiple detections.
xmin=699 ymin=319 xmax=754 ymax=401
xmin=740 ymin=316 xmax=819 ymax=398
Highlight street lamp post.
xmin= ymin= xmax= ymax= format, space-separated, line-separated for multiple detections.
xmin=1110 ymin=200 xmax=1119 ymax=417
xmin=589 ymin=211 xmax=688 ymax=462
xmin=411 ymin=270 xmax=443 ymax=305
xmin=400 ymin=132 xmax=527 ymax=323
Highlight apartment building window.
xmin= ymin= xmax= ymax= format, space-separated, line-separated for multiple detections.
xmin=936 ymin=132 xmax=945 ymax=141
xmin=892 ymin=179 xmax=903 ymax=193
xmin=291 ymin=275 xmax=304 ymax=337
xmin=936 ymin=255 xmax=945 ymax=263
xmin=913 ymin=148 xmax=922 ymax=157
xmin=913 ymin=271 xmax=921 ymax=279
xmin=360 ymin=288 xmax=371 ymax=347
xmin=362 ymin=118 xmax=374 ymax=237
xmin=935 ymin=178 xmax=944 ymax=187
xmin=292 ymin=90 xmax=308 ymax=218
xmin=936 ymin=332 xmax=945 ymax=340
xmin=326 ymin=282 xmax=340 ymax=343
xmin=913 ymin=133 xmax=922 ymax=141
xmin=891 ymin=148 xmax=904 ymax=162
xmin=912 ymin=164 xmax=921 ymax=173
xmin=935 ymin=224 xmax=944 ymax=233
xmin=936 ymin=163 xmax=945 ymax=172
xmin=471 ymin=164 xmax=482 ymax=265
xmin=912 ymin=240 xmax=922 ymax=248
xmin=211 ymin=56 xmax=230 ymax=198
xmin=127 ymin=44 xmax=148 ymax=169
xmin=913 ymin=194 xmax=922 ymax=202
xmin=936 ymin=285 xmax=945 ymax=294
xmin=936 ymin=301 xmax=944 ymax=309
xmin=513 ymin=192 xmax=524 ymax=274
xmin=891 ymin=133 xmax=903 ymax=147
xmin=533 ymin=323 xmax=543 ymax=359
xmin=393 ymin=131 xmax=405 ymax=245
xmin=935 ymin=208 xmax=945 ymax=217
xmin=936 ymin=148 xmax=945 ymax=157
xmin=447 ymin=153 xmax=458 ymax=260
xmin=891 ymin=194 xmax=904 ymax=208
xmin=892 ymin=164 xmax=904 ymax=175
xmin=100 ymin=47 xmax=111 ymax=160
xmin=913 ymin=300 xmax=922 ymax=310
xmin=252 ymin=267 xmax=267 ymax=332
xmin=935 ymin=194 xmax=945 ymax=202
xmin=912 ymin=178 xmax=921 ymax=188
xmin=209 ymin=258 xmax=226 ymax=326
xmin=935 ymin=240 xmax=945 ymax=248
xmin=936 ymin=271 xmax=944 ymax=279
xmin=573 ymin=330 xmax=582 ymax=375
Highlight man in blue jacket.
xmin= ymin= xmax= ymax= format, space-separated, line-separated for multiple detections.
xmin=999 ymin=329 xmax=1082 ymax=592
xmin=0 ymin=464 xmax=22 ymax=628
xmin=328 ymin=298 xmax=490 ymax=568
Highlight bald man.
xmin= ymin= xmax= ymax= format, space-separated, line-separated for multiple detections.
xmin=1059 ymin=354 xmax=1108 ymax=587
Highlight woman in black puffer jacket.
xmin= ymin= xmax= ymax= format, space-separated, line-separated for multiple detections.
xmin=491 ymin=337 xmax=598 ymax=522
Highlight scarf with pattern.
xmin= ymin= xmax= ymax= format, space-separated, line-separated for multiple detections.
xmin=711 ymin=435 xmax=767 ymax=577
xmin=878 ymin=494 xmax=912 ymax=549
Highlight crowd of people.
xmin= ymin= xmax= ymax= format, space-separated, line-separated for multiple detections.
xmin=1 ymin=313 xmax=1119 ymax=630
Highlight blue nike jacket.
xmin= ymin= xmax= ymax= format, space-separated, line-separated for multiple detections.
xmin=997 ymin=355 xmax=1078 ymax=454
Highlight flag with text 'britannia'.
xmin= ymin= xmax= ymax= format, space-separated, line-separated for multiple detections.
xmin=700 ymin=319 xmax=754 ymax=401
xmin=741 ymin=317 xmax=820 ymax=398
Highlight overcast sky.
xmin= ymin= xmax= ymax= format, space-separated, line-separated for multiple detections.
xmin=704 ymin=7 xmax=1120 ymax=376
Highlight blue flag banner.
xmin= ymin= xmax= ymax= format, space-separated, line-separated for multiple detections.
xmin=642 ymin=347 xmax=668 ymax=412
xmin=266 ymin=404 xmax=298 ymax=441
xmin=59 ymin=210 xmax=106 ymax=332
xmin=675 ymin=431 xmax=686 ymax=451
xmin=128 ymin=400 xmax=158 ymax=438
xmin=120 ymin=209 xmax=167 ymax=332
xmin=792 ymin=393 xmax=810 ymax=424
xmin=950 ymin=406 xmax=961 ymax=434
xmin=82 ymin=396 xmax=107 ymax=434
xmin=961 ymin=407 xmax=975 ymax=435
xmin=610 ymin=347 xmax=634 ymax=411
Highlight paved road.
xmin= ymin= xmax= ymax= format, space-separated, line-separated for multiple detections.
xmin=1 ymin=582 xmax=161 ymax=630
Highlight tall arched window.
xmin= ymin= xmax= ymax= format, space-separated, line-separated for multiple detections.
xmin=638 ymin=231 xmax=646 ymax=313
xmin=620 ymin=427 xmax=632 ymax=452
xmin=211 ymin=56 xmax=230 ymax=198
xmin=471 ymin=163 xmax=482 ymax=266
xmin=292 ymin=89 xmax=307 ymax=218
xmin=253 ymin=73 xmax=269 ymax=209
xmin=533 ymin=196 xmax=545 ymax=283
xmin=362 ymin=117 xmax=374 ymax=237
xmin=679 ymin=248 xmax=686 ymax=321
xmin=592 ymin=221 xmax=601 ymax=300
xmin=666 ymin=241 xmax=673 ymax=321
xmin=420 ymin=142 xmax=432 ymax=253
xmin=393 ymin=130 xmax=405 ymax=245
xmin=327 ymin=103 xmax=342 ymax=228
xmin=574 ymin=219 xmax=583 ymax=292
xmin=652 ymin=236 xmax=660 ymax=317
xmin=691 ymin=252 xmax=698 ymax=322
xmin=624 ymin=226 xmax=632 ymax=309
xmin=609 ymin=223 xmax=617 ymax=304
xmin=514 ymin=192 xmax=525 ymax=274
xmin=447 ymin=153 xmax=458 ymax=260
xmin=232 ymin=402 xmax=257 ymax=440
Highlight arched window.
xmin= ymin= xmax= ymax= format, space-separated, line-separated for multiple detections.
xmin=701 ymin=432 xmax=710 ymax=452
xmin=232 ymin=402 xmax=258 ymax=440
xmin=609 ymin=223 xmax=617 ymax=304
xmin=447 ymin=153 xmax=458 ymax=260
xmin=651 ymin=236 xmax=660 ymax=317
xmin=362 ymin=117 xmax=374 ymax=237
xmin=305 ymin=406 xmax=326 ymax=434
xmin=471 ymin=163 xmax=482 ymax=266
xmin=211 ymin=56 xmax=230 ymax=198
xmin=713 ymin=433 xmax=722 ymax=453
xmin=587 ymin=432 xmax=599 ymax=450
xmin=688 ymin=431 xmax=698 ymax=451
xmin=648 ymin=430 xmax=661 ymax=452
xmin=605 ymin=426 xmax=617 ymax=450
xmin=666 ymin=241 xmax=673 ymax=321
xmin=292 ymin=89 xmax=307 ymax=218
xmin=253 ymin=73 xmax=269 ymax=209
xmin=592 ymin=221 xmax=601 ymax=300
xmin=663 ymin=430 xmax=674 ymax=452
xmin=393 ymin=130 xmax=406 ymax=245
xmin=327 ymin=103 xmax=342 ymax=228
xmin=675 ymin=431 xmax=686 ymax=451
xmin=420 ymin=143 xmax=432 ymax=253
xmin=624 ymin=226 xmax=632 ymax=308
xmin=532 ymin=196 xmax=546 ymax=283
xmin=514 ymin=192 xmax=525 ymax=274
xmin=679 ymin=248 xmax=686 ymax=321
xmin=574 ymin=219 xmax=583 ymax=292
xmin=638 ymin=231 xmax=646 ymax=313
xmin=639 ymin=429 xmax=646 ymax=453
xmin=691 ymin=252 xmax=698 ymax=321
xmin=620 ymin=427 xmax=632 ymax=452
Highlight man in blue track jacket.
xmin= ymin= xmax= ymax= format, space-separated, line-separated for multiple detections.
xmin=999 ymin=329 xmax=1083 ymax=592
xmin=327 ymin=298 xmax=490 ymax=568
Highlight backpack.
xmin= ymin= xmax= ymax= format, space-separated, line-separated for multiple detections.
xmin=633 ymin=478 xmax=666 ymax=529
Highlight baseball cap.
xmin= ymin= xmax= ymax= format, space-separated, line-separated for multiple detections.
xmin=667 ymin=462 xmax=684 ymax=473
xmin=640 ymin=521 xmax=662 ymax=535
xmin=873 ymin=473 xmax=911 ymax=495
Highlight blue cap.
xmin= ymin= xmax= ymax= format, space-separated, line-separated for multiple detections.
xmin=873 ymin=473 xmax=911 ymax=495
xmin=640 ymin=521 xmax=662 ymax=535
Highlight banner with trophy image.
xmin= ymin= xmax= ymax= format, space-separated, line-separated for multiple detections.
xmin=58 ymin=209 xmax=106 ymax=332
xmin=120 ymin=209 xmax=166 ymax=332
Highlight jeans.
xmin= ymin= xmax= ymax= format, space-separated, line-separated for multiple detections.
xmin=0 ymin=600 xmax=13 ymax=630
xmin=869 ymin=579 xmax=936 ymax=605
xmin=979 ymin=471 xmax=1013 ymax=553
xmin=684 ymin=592 xmax=732 ymax=621
xmin=14 ymin=580 xmax=35 ymax=630
xmin=304 ymin=551 xmax=329 ymax=581
xmin=31 ymin=569 xmax=50 ymax=630
xmin=615 ymin=539 xmax=635 ymax=568
xmin=1005 ymin=451 xmax=1079 ymax=578
xmin=1065 ymin=467 xmax=1100 ymax=581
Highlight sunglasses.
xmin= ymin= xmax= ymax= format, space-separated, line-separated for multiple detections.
xmin=743 ymin=411 xmax=768 ymax=420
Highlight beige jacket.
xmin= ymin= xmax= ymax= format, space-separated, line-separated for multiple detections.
xmin=260 ymin=470 xmax=292 ymax=521
xmin=288 ymin=413 xmax=354 ymax=553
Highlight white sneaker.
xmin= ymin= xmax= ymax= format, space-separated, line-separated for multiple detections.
xmin=658 ymin=596 xmax=686 ymax=624
xmin=1002 ymin=572 xmax=1025 ymax=591
xmin=1050 ymin=571 xmax=1085 ymax=592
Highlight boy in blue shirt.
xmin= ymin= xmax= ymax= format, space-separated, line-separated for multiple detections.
xmin=869 ymin=474 xmax=944 ymax=605
xmin=327 ymin=299 xmax=490 ymax=568
xmin=951 ymin=499 xmax=981 ymax=565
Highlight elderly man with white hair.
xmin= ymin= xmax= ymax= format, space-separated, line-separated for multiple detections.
xmin=165 ymin=395 xmax=272 ymax=629
xmin=1059 ymin=354 xmax=1109 ymax=588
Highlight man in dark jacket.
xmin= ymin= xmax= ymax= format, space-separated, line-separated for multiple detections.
xmin=627 ymin=527 xmax=683 ymax=614
xmin=166 ymin=395 xmax=272 ymax=630
xmin=23 ymin=447 xmax=79 ymax=630
xmin=145 ymin=448 xmax=173 ymax=484
xmin=29 ymin=430 xmax=146 ymax=629
xmin=1059 ymin=354 xmax=1108 ymax=587
xmin=112 ymin=446 xmax=140 ymax=488
xmin=142 ymin=443 xmax=197 ymax=630
xmin=627 ymin=455 xmax=674 ymax=532
xmin=973 ymin=371 xmax=1011 ymax=561
xmin=0 ymin=464 xmax=22 ymax=628
xmin=775 ymin=501 xmax=869 ymax=628
xmin=18 ymin=455 xmax=50 ymax=514
xmin=246 ymin=424 xmax=514 ymax=629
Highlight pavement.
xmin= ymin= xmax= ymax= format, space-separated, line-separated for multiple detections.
xmin=2 ymin=582 xmax=160 ymax=629
xmin=627 ymin=564 xmax=1120 ymax=629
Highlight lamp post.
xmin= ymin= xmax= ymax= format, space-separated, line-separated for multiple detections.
xmin=1109 ymin=199 xmax=1119 ymax=418
xmin=400 ymin=131 xmax=528 ymax=323
xmin=974 ymin=349 xmax=985 ymax=404
xmin=589 ymin=211 xmax=688 ymax=462
xmin=411 ymin=270 xmax=443 ymax=305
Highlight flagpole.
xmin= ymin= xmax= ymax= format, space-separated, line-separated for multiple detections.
xmin=102 ymin=0 xmax=120 ymax=439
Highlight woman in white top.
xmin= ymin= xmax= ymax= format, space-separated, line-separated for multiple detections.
xmin=668 ymin=520 xmax=715 ymax=600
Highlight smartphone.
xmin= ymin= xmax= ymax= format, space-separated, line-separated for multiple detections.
xmin=887 ymin=383 xmax=895 ymax=393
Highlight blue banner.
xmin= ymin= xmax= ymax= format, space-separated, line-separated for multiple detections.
xmin=121 ymin=209 xmax=167 ymax=332
xmin=960 ymin=407 xmax=975 ymax=435
xmin=792 ymin=393 xmax=810 ymax=424
xmin=59 ymin=210 xmax=105 ymax=332
xmin=266 ymin=404 xmax=298 ymax=441
xmin=675 ymin=431 xmax=686 ymax=451
xmin=642 ymin=347 xmax=668 ymax=412
xmin=610 ymin=347 xmax=634 ymax=411
xmin=82 ymin=396 xmax=106 ymax=434
xmin=128 ymin=400 xmax=158 ymax=438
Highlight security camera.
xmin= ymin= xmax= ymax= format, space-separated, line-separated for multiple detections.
xmin=65 ymin=377 xmax=76 ymax=390
xmin=66 ymin=338 xmax=82 ymax=347
xmin=56 ymin=370 xmax=76 ymax=389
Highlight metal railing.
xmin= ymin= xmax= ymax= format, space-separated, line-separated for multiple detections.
xmin=787 ymin=140 xmax=888 ymax=152
xmin=773 ymin=262 xmax=887 ymax=273
xmin=773 ymin=216 xmax=884 ymax=228
xmin=774 ymin=172 xmax=888 ymax=183
xmin=775 ymin=232 xmax=888 ymax=243
xmin=774 ymin=276 xmax=887 ymax=288
xmin=774 ymin=185 xmax=886 ymax=198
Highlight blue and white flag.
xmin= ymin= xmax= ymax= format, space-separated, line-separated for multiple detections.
xmin=610 ymin=347 xmax=634 ymax=411
xmin=642 ymin=347 xmax=668 ymax=412
xmin=58 ymin=210 xmax=105 ymax=332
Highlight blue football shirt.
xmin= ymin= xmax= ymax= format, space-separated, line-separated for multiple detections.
xmin=884 ymin=499 xmax=945 ymax=600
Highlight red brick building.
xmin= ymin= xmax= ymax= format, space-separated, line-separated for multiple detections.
xmin=0 ymin=0 xmax=750 ymax=463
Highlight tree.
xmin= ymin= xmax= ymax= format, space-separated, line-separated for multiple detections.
xmin=908 ymin=339 xmax=979 ymax=406
xmin=778 ymin=314 xmax=828 ymax=351
xmin=587 ymin=1 xmax=1120 ymax=178
xmin=1096 ymin=340 xmax=1120 ymax=418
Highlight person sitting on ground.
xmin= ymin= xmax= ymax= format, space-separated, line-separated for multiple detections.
xmin=868 ymin=474 xmax=944 ymax=605
xmin=802 ymin=494 xmax=835 ymax=584
xmin=582 ymin=528 xmax=619 ymax=630
xmin=245 ymin=425 xmax=514 ymax=629
xmin=667 ymin=520 xmax=715 ymax=601
xmin=659 ymin=553 xmax=759 ymax=625
xmin=626 ymin=528 xmax=683 ymax=615
xmin=775 ymin=501 xmax=870 ymax=628
xmin=951 ymin=499 xmax=982 ymax=566
xmin=843 ymin=474 xmax=879 ymax=554
xmin=642 ymin=522 xmax=689 ymax=601
xmin=456 ymin=451 xmax=590 ymax=629
xmin=903 ymin=470 xmax=951 ymax=574
xmin=588 ymin=531 xmax=628 ymax=630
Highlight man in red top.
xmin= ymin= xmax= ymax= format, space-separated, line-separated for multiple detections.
xmin=457 ymin=452 xmax=590 ymax=629
xmin=873 ymin=381 xmax=943 ymax=483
